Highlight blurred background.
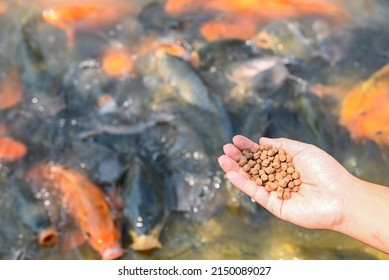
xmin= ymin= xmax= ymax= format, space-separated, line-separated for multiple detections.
xmin=1 ymin=0 xmax=389 ymax=260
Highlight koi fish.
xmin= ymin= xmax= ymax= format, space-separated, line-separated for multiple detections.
xmin=13 ymin=178 xmax=59 ymax=247
xmin=0 ymin=135 xmax=27 ymax=162
xmin=340 ymin=64 xmax=389 ymax=146
xmin=0 ymin=67 xmax=24 ymax=110
xmin=166 ymin=0 xmax=347 ymax=19
xmin=101 ymin=46 xmax=134 ymax=77
xmin=41 ymin=2 xmax=133 ymax=47
xmin=166 ymin=0 xmax=347 ymax=41
xmin=27 ymin=163 xmax=123 ymax=260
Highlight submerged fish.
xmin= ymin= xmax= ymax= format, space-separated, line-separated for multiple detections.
xmin=0 ymin=67 xmax=24 ymax=110
xmin=137 ymin=117 xmax=224 ymax=217
xmin=227 ymin=56 xmax=290 ymax=95
xmin=0 ymin=135 xmax=27 ymax=162
xmin=136 ymin=50 xmax=233 ymax=140
xmin=12 ymin=178 xmax=58 ymax=247
xmin=340 ymin=64 xmax=389 ymax=146
xmin=253 ymin=20 xmax=316 ymax=60
xmin=101 ymin=45 xmax=134 ymax=77
xmin=165 ymin=0 xmax=347 ymax=20
xmin=122 ymin=158 xmax=170 ymax=251
xmin=41 ymin=1 xmax=134 ymax=47
xmin=26 ymin=164 xmax=123 ymax=260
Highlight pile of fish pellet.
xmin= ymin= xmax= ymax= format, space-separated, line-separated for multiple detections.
xmin=237 ymin=144 xmax=302 ymax=200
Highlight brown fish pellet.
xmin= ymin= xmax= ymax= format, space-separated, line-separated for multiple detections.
xmin=250 ymin=168 xmax=259 ymax=175
xmin=272 ymin=161 xmax=281 ymax=169
xmin=283 ymin=188 xmax=292 ymax=200
xmin=277 ymin=188 xmax=284 ymax=199
xmin=270 ymin=182 xmax=278 ymax=191
xmin=292 ymin=171 xmax=300 ymax=179
xmin=253 ymin=152 xmax=260 ymax=160
xmin=243 ymin=164 xmax=251 ymax=172
xmin=262 ymin=159 xmax=270 ymax=167
xmin=236 ymin=142 xmax=302 ymax=200
xmin=242 ymin=150 xmax=254 ymax=159
xmin=238 ymin=157 xmax=248 ymax=166
xmin=293 ymin=179 xmax=302 ymax=186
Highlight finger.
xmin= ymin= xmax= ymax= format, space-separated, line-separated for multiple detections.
xmin=259 ymin=137 xmax=311 ymax=157
xmin=218 ymin=155 xmax=240 ymax=173
xmin=218 ymin=155 xmax=251 ymax=179
xmin=232 ymin=135 xmax=259 ymax=151
xmin=223 ymin=143 xmax=243 ymax=161
xmin=226 ymin=171 xmax=270 ymax=207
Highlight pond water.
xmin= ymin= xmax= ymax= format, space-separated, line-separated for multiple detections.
xmin=0 ymin=0 xmax=389 ymax=260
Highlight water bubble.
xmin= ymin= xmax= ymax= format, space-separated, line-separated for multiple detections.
xmin=193 ymin=151 xmax=202 ymax=160
xmin=31 ymin=97 xmax=38 ymax=104
xmin=184 ymin=152 xmax=191 ymax=159
xmin=245 ymin=40 xmax=252 ymax=46
xmin=136 ymin=222 xmax=143 ymax=228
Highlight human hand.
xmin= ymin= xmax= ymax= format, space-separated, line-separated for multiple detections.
xmin=218 ymin=135 xmax=355 ymax=231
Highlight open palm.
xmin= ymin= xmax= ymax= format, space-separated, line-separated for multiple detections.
xmin=218 ymin=135 xmax=353 ymax=231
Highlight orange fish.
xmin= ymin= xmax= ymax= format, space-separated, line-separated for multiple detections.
xmin=340 ymin=64 xmax=389 ymax=146
xmin=0 ymin=136 xmax=27 ymax=162
xmin=0 ymin=67 xmax=24 ymax=110
xmin=166 ymin=0 xmax=347 ymax=18
xmin=200 ymin=16 xmax=257 ymax=41
xmin=166 ymin=0 xmax=347 ymax=41
xmin=42 ymin=2 xmax=133 ymax=48
xmin=27 ymin=163 xmax=123 ymax=260
xmin=101 ymin=46 xmax=134 ymax=77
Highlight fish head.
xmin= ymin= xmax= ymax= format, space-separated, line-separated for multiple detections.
xmin=130 ymin=229 xmax=162 ymax=252
xmin=83 ymin=225 xmax=123 ymax=260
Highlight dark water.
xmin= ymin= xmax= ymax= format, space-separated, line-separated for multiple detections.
xmin=0 ymin=0 xmax=389 ymax=260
